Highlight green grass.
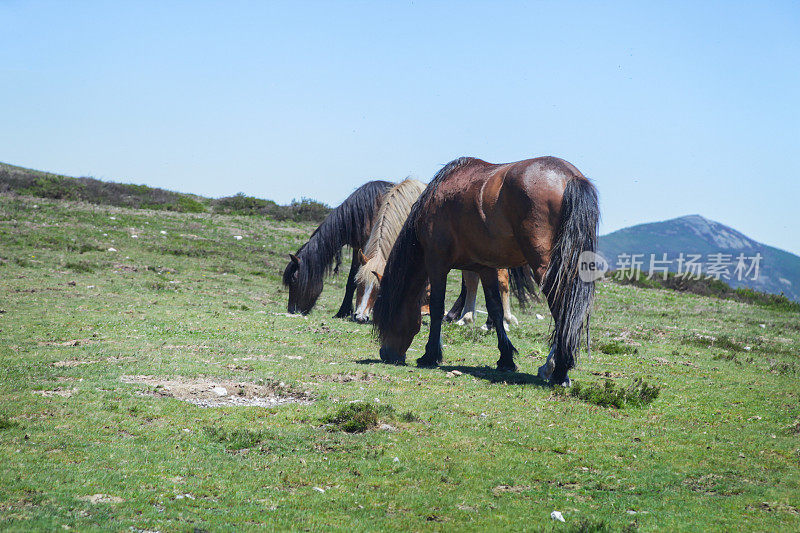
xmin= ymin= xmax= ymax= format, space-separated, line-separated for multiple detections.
xmin=1 ymin=193 xmax=799 ymax=531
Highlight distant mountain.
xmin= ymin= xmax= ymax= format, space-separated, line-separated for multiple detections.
xmin=599 ymin=215 xmax=800 ymax=302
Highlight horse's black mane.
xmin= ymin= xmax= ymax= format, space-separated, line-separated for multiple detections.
xmin=283 ymin=180 xmax=393 ymax=291
xmin=411 ymin=157 xmax=476 ymax=222
xmin=373 ymin=158 xmax=476 ymax=339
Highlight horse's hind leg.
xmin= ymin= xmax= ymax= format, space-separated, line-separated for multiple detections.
xmin=334 ymin=248 xmax=359 ymax=319
xmin=478 ymin=267 xmax=518 ymax=372
xmin=417 ymin=270 xmax=448 ymax=367
xmin=445 ymin=278 xmax=467 ymax=322
xmin=456 ymin=271 xmax=479 ymax=327
xmin=482 ymin=269 xmax=518 ymax=332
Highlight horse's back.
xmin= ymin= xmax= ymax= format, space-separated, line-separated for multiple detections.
xmin=416 ymin=156 xmax=585 ymax=269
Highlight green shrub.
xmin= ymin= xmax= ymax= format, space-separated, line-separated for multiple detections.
xmin=322 ymin=402 xmax=394 ymax=433
xmin=556 ymin=378 xmax=660 ymax=408
xmin=204 ymin=427 xmax=267 ymax=450
xmin=597 ymin=340 xmax=637 ymax=355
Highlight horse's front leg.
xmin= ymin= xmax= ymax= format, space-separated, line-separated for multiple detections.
xmin=417 ymin=271 xmax=448 ymax=367
xmin=479 ymin=268 xmax=518 ymax=372
xmin=334 ymin=248 xmax=359 ymax=319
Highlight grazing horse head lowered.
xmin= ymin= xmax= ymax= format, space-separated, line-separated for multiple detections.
xmin=372 ymin=156 xmax=599 ymax=387
xmin=282 ymin=180 xmax=393 ymax=316
xmin=352 ymin=178 xmax=427 ymax=323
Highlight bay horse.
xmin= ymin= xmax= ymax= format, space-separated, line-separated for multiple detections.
xmin=283 ymin=180 xmax=393 ymax=317
xmin=352 ymin=179 xmax=525 ymax=331
xmin=372 ymin=156 xmax=598 ymax=386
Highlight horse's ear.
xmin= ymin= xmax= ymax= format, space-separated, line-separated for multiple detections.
xmin=359 ymin=250 xmax=368 ymax=265
xmin=372 ymin=270 xmax=383 ymax=283
xmin=289 ymin=253 xmax=300 ymax=265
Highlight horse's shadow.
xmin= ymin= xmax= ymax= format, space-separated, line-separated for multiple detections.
xmin=355 ymin=359 xmax=548 ymax=386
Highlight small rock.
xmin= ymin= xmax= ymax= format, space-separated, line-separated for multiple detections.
xmin=160 ymin=230 xmax=167 ymax=235
xmin=212 ymin=386 xmax=228 ymax=397
xmin=536 ymin=314 xmax=545 ymax=320
xmin=627 ymin=510 xmax=637 ymax=515
xmin=551 ymin=510 xmax=565 ymax=522
xmin=80 ymin=494 xmax=124 ymax=504
xmin=759 ymin=324 xmax=766 ymax=328
xmin=393 ymin=457 xmax=400 ymax=463
xmin=744 ymin=346 xmax=751 ymax=351
xmin=451 ymin=370 xmax=463 ymax=376
xmin=234 ymin=235 xmax=243 ymax=240
xmin=131 ymin=235 xmax=139 ymax=239
xmin=313 ymin=487 xmax=325 ymax=493
xmin=107 ymin=247 xmax=117 ymax=252
xmin=378 ymin=423 xmax=397 ymax=432
xmin=109 ymin=216 xmax=116 ymax=220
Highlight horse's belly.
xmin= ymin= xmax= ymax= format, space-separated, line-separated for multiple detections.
xmin=453 ymin=231 xmax=527 ymax=269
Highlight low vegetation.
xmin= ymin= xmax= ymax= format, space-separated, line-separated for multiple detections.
xmin=0 ymin=161 xmax=331 ymax=222
xmin=0 ymin=193 xmax=798 ymax=531
xmin=322 ymin=401 xmax=395 ymax=433
xmin=554 ymin=378 xmax=661 ymax=409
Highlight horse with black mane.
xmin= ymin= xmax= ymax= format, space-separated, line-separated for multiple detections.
xmin=372 ymin=156 xmax=598 ymax=386
xmin=283 ymin=180 xmax=393 ymax=317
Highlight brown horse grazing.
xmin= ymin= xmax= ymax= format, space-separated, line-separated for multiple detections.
xmin=372 ymin=156 xmax=599 ymax=387
xmin=352 ymin=179 xmax=522 ymax=329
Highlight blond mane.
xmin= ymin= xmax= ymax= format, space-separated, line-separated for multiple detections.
xmin=355 ymin=178 xmax=426 ymax=286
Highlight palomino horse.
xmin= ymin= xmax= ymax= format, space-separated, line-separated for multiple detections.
xmin=283 ymin=180 xmax=393 ymax=317
xmin=372 ymin=157 xmax=598 ymax=387
xmin=353 ymin=179 xmax=426 ymax=322
xmin=353 ymin=179 xmax=522 ymax=331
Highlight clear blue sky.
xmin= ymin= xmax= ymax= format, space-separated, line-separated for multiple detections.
xmin=2 ymin=1 xmax=798 ymax=254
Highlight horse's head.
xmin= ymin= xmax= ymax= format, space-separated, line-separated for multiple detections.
xmin=353 ymin=250 xmax=382 ymax=324
xmin=378 ymin=297 xmax=421 ymax=364
xmin=282 ymin=253 xmax=322 ymax=315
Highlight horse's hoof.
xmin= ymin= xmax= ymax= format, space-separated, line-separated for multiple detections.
xmin=537 ymin=364 xmax=553 ymax=381
xmin=551 ymin=376 xmax=571 ymax=388
xmin=416 ymin=356 xmax=440 ymax=368
xmin=496 ymin=361 xmax=518 ymax=372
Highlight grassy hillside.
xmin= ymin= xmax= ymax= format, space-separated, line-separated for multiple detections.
xmin=0 ymin=161 xmax=330 ymax=222
xmin=1 ymin=193 xmax=799 ymax=531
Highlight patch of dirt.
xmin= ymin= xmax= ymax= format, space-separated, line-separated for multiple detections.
xmin=52 ymin=356 xmax=132 ymax=368
xmin=32 ymin=388 xmax=76 ymax=397
xmin=590 ymin=370 xmax=624 ymax=378
xmin=79 ymin=494 xmax=124 ymax=504
xmin=309 ymin=372 xmax=387 ymax=384
xmin=111 ymin=263 xmax=139 ymax=272
xmin=121 ymin=375 xmax=313 ymax=408
xmin=492 ymin=485 xmax=530 ymax=495
xmin=52 ymin=360 xmax=93 ymax=368
xmin=38 ymin=338 xmax=95 ymax=347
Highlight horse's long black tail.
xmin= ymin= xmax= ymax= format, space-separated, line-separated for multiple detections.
xmin=542 ymin=178 xmax=599 ymax=378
